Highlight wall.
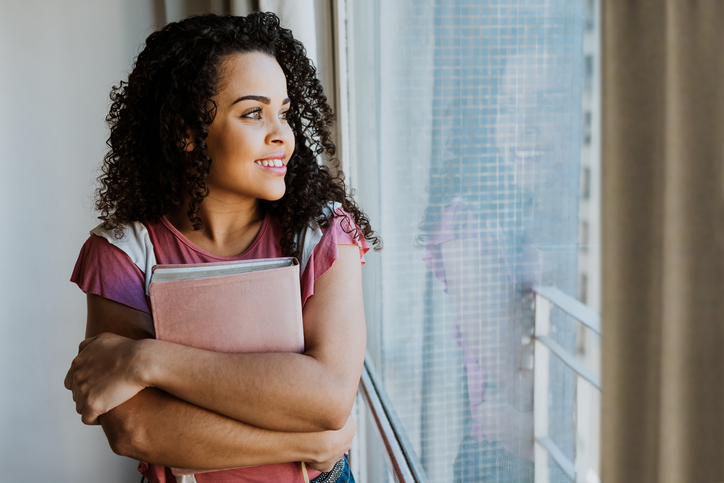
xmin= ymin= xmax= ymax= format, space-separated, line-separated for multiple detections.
xmin=0 ymin=1 xmax=158 ymax=480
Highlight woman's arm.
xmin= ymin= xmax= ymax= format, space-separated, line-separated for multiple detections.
xmin=440 ymin=238 xmax=513 ymax=387
xmin=103 ymin=388 xmax=354 ymax=471
xmin=440 ymin=237 xmax=533 ymax=457
xmin=69 ymin=245 xmax=366 ymax=433
xmin=66 ymin=293 xmax=354 ymax=471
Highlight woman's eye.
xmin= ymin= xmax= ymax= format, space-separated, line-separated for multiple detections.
xmin=279 ymin=110 xmax=289 ymax=120
xmin=242 ymin=108 xmax=262 ymax=120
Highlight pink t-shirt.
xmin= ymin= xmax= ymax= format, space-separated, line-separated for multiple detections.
xmin=71 ymin=209 xmax=369 ymax=483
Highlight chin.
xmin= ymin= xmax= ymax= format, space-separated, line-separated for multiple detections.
xmin=260 ymin=187 xmax=287 ymax=202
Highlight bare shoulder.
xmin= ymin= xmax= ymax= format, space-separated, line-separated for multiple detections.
xmin=309 ymin=245 xmax=364 ymax=310
xmin=302 ymin=244 xmax=365 ymax=360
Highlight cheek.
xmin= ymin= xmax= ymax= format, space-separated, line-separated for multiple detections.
xmin=539 ymin=123 xmax=564 ymax=147
xmin=494 ymin=116 xmax=513 ymax=145
xmin=283 ymin=125 xmax=295 ymax=151
xmin=205 ymin=131 xmax=234 ymax=162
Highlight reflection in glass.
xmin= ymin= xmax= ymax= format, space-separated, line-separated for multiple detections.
xmin=423 ymin=40 xmax=583 ymax=480
xmin=349 ymin=1 xmax=595 ymax=481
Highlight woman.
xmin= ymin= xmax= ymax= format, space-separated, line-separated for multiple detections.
xmin=64 ymin=12 xmax=380 ymax=483
xmin=423 ymin=46 xmax=582 ymax=482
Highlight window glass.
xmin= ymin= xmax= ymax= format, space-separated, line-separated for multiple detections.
xmin=347 ymin=1 xmax=599 ymax=481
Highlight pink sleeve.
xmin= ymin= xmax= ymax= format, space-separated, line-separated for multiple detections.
xmin=300 ymin=208 xmax=370 ymax=307
xmin=70 ymin=234 xmax=151 ymax=314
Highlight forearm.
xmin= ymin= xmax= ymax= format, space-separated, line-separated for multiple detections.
xmin=102 ymin=387 xmax=331 ymax=469
xmin=142 ymin=341 xmax=358 ymax=432
xmin=78 ymin=247 xmax=366 ymax=435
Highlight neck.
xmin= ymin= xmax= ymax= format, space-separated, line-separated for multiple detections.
xmin=166 ymin=196 xmax=265 ymax=257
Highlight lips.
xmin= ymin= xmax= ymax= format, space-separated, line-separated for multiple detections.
xmin=514 ymin=149 xmax=543 ymax=159
xmin=254 ymin=158 xmax=284 ymax=167
xmin=254 ymin=158 xmax=287 ymax=176
xmin=512 ymin=148 xmax=542 ymax=163
xmin=253 ymin=152 xmax=287 ymax=176
xmin=505 ymin=146 xmax=549 ymax=163
xmin=255 ymin=152 xmax=285 ymax=165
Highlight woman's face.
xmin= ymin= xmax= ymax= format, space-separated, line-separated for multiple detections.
xmin=494 ymin=52 xmax=571 ymax=189
xmin=201 ymin=51 xmax=295 ymax=204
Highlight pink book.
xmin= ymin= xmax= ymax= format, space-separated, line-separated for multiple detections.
xmin=147 ymin=257 xmax=305 ymax=477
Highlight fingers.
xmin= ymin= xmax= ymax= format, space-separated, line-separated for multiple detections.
xmin=65 ymin=338 xmax=92 ymax=389
xmin=311 ymin=419 xmax=355 ymax=472
xmin=64 ymin=354 xmax=82 ymax=391
xmin=66 ymin=335 xmax=111 ymax=426
xmin=81 ymin=405 xmax=100 ymax=426
xmin=72 ymin=380 xmax=102 ymax=426
xmin=63 ymin=366 xmax=72 ymax=390
xmin=78 ymin=335 xmax=99 ymax=353
xmin=66 ymin=362 xmax=96 ymax=425
xmin=317 ymin=461 xmax=337 ymax=473
xmin=64 ymin=348 xmax=87 ymax=390
xmin=75 ymin=386 xmax=84 ymax=415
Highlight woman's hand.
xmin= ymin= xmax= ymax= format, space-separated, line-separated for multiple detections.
xmin=132 ymin=245 xmax=367 ymax=433
xmin=306 ymin=415 xmax=356 ymax=473
xmin=64 ymin=332 xmax=150 ymax=425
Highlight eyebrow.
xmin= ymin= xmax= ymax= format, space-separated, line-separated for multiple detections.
xmin=231 ymin=95 xmax=291 ymax=106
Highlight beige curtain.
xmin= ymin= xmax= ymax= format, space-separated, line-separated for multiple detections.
xmin=602 ymin=1 xmax=724 ymax=482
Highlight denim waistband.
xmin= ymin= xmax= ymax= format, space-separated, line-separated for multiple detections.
xmin=310 ymin=455 xmax=352 ymax=483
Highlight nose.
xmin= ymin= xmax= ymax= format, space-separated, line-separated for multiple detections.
xmin=265 ymin=115 xmax=293 ymax=147
xmin=512 ymin=119 xmax=539 ymax=140
xmin=521 ymin=122 xmax=538 ymax=137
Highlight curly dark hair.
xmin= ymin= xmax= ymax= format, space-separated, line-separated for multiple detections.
xmin=97 ymin=12 xmax=380 ymax=257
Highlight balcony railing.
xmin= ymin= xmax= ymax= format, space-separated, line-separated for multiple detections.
xmin=353 ymin=287 xmax=600 ymax=483
xmin=355 ymin=354 xmax=429 ymax=483
xmin=533 ymin=285 xmax=602 ymax=483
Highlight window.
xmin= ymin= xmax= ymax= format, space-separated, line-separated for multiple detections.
xmin=583 ymin=112 xmax=592 ymax=146
xmin=582 ymin=167 xmax=591 ymax=200
xmin=580 ymin=221 xmax=589 ymax=253
xmin=340 ymin=1 xmax=601 ymax=481
xmin=579 ymin=273 xmax=589 ymax=305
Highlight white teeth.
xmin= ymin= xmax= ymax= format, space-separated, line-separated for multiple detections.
xmin=256 ymin=158 xmax=284 ymax=167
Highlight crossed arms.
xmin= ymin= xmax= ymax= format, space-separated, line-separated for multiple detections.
xmin=65 ymin=245 xmax=366 ymax=472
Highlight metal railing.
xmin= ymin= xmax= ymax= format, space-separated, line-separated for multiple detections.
xmin=356 ymin=354 xmax=429 ymax=483
xmin=355 ymin=288 xmax=599 ymax=483
xmin=533 ymin=285 xmax=601 ymax=483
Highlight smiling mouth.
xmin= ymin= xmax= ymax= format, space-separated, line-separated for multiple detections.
xmin=507 ymin=146 xmax=546 ymax=163
xmin=515 ymin=149 xmax=543 ymax=159
xmin=254 ymin=158 xmax=285 ymax=167
xmin=253 ymin=159 xmax=287 ymax=176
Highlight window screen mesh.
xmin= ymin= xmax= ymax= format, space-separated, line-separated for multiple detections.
xmin=348 ymin=1 xmax=597 ymax=481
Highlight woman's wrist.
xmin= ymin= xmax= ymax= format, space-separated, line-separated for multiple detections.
xmin=292 ymin=432 xmax=322 ymax=464
xmin=133 ymin=338 xmax=159 ymax=388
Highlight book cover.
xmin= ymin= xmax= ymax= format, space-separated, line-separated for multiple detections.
xmin=147 ymin=257 xmax=305 ymax=478
xmin=149 ymin=257 xmax=304 ymax=355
